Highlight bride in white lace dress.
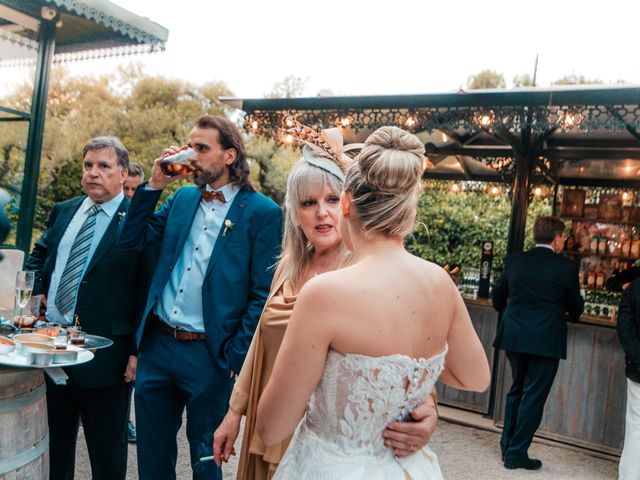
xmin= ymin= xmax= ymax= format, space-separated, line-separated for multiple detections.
xmin=256 ymin=126 xmax=491 ymax=479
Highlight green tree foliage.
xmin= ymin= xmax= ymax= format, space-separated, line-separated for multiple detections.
xmin=552 ymin=74 xmax=604 ymax=85
xmin=247 ymin=136 xmax=299 ymax=204
xmin=248 ymin=75 xmax=311 ymax=202
xmin=0 ymin=65 xmax=232 ymax=240
xmin=265 ymin=75 xmax=308 ymax=98
xmin=467 ymin=69 xmax=506 ymax=89
xmin=406 ymin=181 xmax=552 ymax=275
xmin=512 ymin=74 xmax=534 ymax=87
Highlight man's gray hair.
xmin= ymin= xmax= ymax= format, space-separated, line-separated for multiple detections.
xmin=82 ymin=136 xmax=129 ymax=170
xmin=128 ymin=162 xmax=145 ymax=181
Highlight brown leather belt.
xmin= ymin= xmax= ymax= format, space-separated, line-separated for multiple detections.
xmin=151 ymin=313 xmax=207 ymax=342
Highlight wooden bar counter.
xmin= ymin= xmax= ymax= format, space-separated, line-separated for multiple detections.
xmin=437 ymin=297 xmax=627 ymax=455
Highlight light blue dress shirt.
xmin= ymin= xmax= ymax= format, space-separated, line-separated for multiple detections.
xmin=156 ymin=183 xmax=239 ymax=332
xmin=46 ymin=192 xmax=125 ymax=324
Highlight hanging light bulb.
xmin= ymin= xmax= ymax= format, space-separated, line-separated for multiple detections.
xmin=451 ymin=183 xmax=460 ymax=193
xmin=335 ymin=116 xmax=352 ymax=128
xmin=534 ymin=187 xmax=542 ymax=197
xmin=490 ymin=186 xmax=500 ymax=195
xmin=405 ymin=116 xmax=417 ymax=128
xmin=563 ymin=112 xmax=575 ymax=128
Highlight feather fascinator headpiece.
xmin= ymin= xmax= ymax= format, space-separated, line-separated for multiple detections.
xmin=283 ymin=114 xmax=362 ymax=182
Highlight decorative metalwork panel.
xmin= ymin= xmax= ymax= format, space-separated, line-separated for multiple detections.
xmin=245 ymin=104 xmax=640 ymax=139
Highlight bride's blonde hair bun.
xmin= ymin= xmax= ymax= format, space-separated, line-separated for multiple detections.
xmin=345 ymin=126 xmax=425 ymax=238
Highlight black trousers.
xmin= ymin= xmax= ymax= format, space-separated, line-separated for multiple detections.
xmin=46 ymin=376 xmax=129 ymax=480
xmin=501 ymin=350 xmax=559 ymax=461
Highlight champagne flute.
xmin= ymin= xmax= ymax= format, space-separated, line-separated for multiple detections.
xmin=15 ymin=271 xmax=35 ymax=333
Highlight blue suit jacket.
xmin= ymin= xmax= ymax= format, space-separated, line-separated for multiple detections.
xmin=118 ymin=183 xmax=282 ymax=373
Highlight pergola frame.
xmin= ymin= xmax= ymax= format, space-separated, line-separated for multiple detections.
xmin=224 ymin=86 xmax=640 ymax=255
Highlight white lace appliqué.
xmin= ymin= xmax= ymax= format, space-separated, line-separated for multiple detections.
xmin=274 ymin=348 xmax=448 ymax=479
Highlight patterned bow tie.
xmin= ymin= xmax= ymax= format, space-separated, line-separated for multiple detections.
xmin=201 ymin=189 xmax=225 ymax=203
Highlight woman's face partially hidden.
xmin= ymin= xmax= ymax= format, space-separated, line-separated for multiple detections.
xmin=297 ymin=183 xmax=341 ymax=253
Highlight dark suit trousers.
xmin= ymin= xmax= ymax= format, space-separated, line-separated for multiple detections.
xmin=46 ymin=376 xmax=129 ymax=480
xmin=135 ymin=327 xmax=233 ymax=480
xmin=501 ymin=351 xmax=559 ymax=461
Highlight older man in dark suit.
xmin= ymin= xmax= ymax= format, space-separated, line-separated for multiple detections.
xmin=492 ymin=216 xmax=584 ymax=471
xmin=26 ymin=137 xmax=143 ymax=480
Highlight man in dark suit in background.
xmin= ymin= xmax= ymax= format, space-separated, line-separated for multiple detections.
xmin=492 ymin=216 xmax=584 ymax=471
xmin=122 ymin=161 xmax=147 ymax=443
xmin=118 ymin=115 xmax=282 ymax=480
xmin=26 ymin=137 xmax=142 ymax=480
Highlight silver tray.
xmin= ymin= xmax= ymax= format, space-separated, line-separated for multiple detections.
xmin=81 ymin=334 xmax=114 ymax=350
xmin=0 ymin=345 xmax=93 ymax=368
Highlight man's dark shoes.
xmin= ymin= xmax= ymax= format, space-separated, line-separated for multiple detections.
xmin=504 ymin=457 xmax=542 ymax=470
xmin=127 ymin=421 xmax=137 ymax=443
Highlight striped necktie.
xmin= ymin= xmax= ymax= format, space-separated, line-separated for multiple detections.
xmin=54 ymin=204 xmax=102 ymax=320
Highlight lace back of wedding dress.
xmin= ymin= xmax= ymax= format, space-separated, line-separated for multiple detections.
xmin=274 ymin=347 xmax=448 ymax=479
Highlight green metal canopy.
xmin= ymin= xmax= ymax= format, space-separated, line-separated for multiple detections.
xmin=0 ymin=0 xmax=167 ymax=57
xmin=1 ymin=0 xmax=168 ymax=253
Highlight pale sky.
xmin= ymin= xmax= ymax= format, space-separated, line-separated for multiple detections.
xmin=3 ymin=0 xmax=640 ymax=98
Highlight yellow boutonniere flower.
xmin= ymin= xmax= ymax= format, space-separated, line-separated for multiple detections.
xmin=223 ymin=219 xmax=234 ymax=237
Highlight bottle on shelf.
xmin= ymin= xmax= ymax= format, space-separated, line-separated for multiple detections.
xmin=587 ymin=265 xmax=596 ymax=289
xmin=595 ymin=263 xmax=605 ymax=290
xmin=590 ymin=236 xmax=599 ymax=254
xmin=598 ymin=237 xmax=608 ymax=255
xmin=632 ymin=235 xmax=640 ymax=259
xmin=622 ymin=236 xmax=632 ymax=257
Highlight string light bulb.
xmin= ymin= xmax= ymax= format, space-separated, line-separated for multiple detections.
xmin=336 ymin=116 xmax=352 ymax=128
xmin=490 ymin=186 xmax=500 ymax=195
xmin=451 ymin=183 xmax=460 ymax=193
xmin=405 ymin=116 xmax=416 ymax=128
xmin=563 ymin=113 xmax=575 ymax=128
xmin=533 ymin=187 xmax=542 ymax=197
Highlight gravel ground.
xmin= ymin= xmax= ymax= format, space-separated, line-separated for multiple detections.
xmin=73 ymin=412 xmax=619 ymax=479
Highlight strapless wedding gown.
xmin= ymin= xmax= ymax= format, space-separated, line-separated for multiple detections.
xmin=273 ymin=347 xmax=447 ymax=479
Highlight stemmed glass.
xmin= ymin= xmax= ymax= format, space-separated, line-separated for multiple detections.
xmin=15 ymin=271 xmax=35 ymax=332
